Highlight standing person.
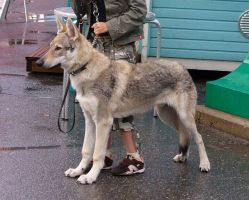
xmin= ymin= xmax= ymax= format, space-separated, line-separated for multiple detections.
xmin=71 ymin=0 xmax=147 ymax=176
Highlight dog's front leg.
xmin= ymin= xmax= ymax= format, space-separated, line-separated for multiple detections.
xmin=77 ymin=117 xmax=113 ymax=184
xmin=65 ymin=110 xmax=95 ymax=177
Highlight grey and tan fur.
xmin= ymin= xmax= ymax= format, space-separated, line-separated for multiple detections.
xmin=37 ymin=18 xmax=210 ymax=184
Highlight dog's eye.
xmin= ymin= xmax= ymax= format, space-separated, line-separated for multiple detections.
xmin=55 ymin=46 xmax=62 ymax=51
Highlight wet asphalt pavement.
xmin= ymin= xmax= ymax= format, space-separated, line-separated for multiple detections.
xmin=1 ymin=1 xmax=249 ymax=200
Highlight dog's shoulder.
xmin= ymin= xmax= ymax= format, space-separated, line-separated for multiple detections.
xmin=111 ymin=60 xmax=132 ymax=75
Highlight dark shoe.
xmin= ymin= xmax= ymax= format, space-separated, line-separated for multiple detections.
xmin=102 ymin=156 xmax=113 ymax=169
xmin=111 ymin=155 xmax=145 ymax=176
xmin=84 ymin=156 xmax=113 ymax=174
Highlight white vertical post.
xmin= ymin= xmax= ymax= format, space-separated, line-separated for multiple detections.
xmin=141 ymin=0 xmax=152 ymax=61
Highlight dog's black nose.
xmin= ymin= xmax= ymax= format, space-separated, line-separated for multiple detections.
xmin=36 ymin=58 xmax=44 ymax=66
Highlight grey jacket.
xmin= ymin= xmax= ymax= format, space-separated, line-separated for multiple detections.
xmin=71 ymin=0 xmax=147 ymax=46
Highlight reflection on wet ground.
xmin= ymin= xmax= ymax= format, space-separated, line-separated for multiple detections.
xmin=6 ymin=15 xmax=56 ymax=47
xmin=8 ymin=10 xmax=55 ymax=23
xmin=28 ymin=13 xmax=55 ymax=23
xmin=8 ymin=38 xmax=37 ymax=46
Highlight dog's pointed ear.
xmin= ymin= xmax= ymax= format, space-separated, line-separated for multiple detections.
xmin=56 ymin=17 xmax=66 ymax=33
xmin=66 ymin=18 xmax=79 ymax=41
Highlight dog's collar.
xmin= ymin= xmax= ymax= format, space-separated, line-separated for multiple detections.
xmin=69 ymin=63 xmax=88 ymax=76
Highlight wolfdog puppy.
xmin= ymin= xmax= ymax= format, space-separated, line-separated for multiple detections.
xmin=37 ymin=18 xmax=210 ymax=184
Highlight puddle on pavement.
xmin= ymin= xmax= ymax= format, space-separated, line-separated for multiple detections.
xmin=66 ymin=144 xmax=82 ymax=148
xmin=0 ymin=145 xmax=60 ymax=152
xmin=24 ymin=85 xmax=51 ymax=92
xmin=0 ymin=144 xmax=81 ymax=152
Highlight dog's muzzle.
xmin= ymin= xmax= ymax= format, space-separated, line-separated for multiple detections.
xmin=35 ymin=58 xmax=61 ymax=69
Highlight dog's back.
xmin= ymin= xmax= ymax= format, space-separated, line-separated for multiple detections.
xmin=125 ymin=60 xmax=196 ymax=99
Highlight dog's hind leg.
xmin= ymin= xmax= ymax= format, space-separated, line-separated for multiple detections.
xmin=177 ymin=108 xmax=210 ymax=172
xmin=77 ymin=116 xmax=113 ymax=184
xmin=156 ymin=104 xmax=190 ymax=163
xmin=173 ymin=121 xmax=190 ymax=163
xmin=65 ymin=110 xmax=96 ymax=178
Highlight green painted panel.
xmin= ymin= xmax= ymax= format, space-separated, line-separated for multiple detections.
xmin=205 ymin=63 xmax=249 ymax=118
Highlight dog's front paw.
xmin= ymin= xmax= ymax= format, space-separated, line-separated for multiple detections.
xmin=173 ymin=153 xmax=188 ymax=163
xmin=199 ymin=159 xmax=210 ymax=172
xmin=77 ymin=174 xmax=96 ymax=185
xmin=64 ymin=168 xmax=83 ymax=177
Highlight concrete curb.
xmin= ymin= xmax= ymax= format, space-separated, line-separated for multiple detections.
xmin=196 ymin=105 xmax=249 ymax=141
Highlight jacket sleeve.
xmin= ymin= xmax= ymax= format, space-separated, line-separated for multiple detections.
xmin=106 ymin=0 xmax=147 ymax=41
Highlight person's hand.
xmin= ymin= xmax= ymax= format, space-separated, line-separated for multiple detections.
xmin=91 ymin=22 xmax=108 ymax=35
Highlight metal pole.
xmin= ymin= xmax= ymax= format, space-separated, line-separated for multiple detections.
xmin=152 ymin=19 xmax=161 ymax=117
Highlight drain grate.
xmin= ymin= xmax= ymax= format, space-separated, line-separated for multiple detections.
xmin=239 ymin=10 xmax=249 ymax=39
